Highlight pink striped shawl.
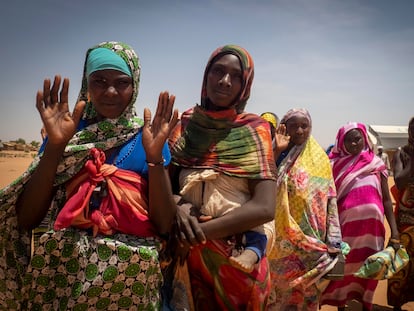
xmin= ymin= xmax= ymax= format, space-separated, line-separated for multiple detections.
xmin=329 ymin=122 xmax=387 ymax=201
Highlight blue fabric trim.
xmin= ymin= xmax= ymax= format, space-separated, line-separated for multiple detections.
xmin=244 ymin=230 xmax=267 ymax=260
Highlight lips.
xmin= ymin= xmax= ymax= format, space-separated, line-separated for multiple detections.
xmin=213 ymin=89 xmax=232 ymax=97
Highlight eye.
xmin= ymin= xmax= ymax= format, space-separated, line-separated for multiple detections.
xmin=231 ymin=73 xmax=243 ymax=82
xmin=116 ymin=79 xmax=132 ymax=89
xmin=90 ymin=77 xmax=107 ymax=87
xmin=211 ymin=67 xmax=223 ymax=76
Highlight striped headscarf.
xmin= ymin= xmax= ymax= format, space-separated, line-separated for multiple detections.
xmin=200 ymin=45 xmax=254 ymax=114
xmin=169 ymin=45 xmax=276 ymax=180
xmin=329 ymin=122 xmax=386 ymax=200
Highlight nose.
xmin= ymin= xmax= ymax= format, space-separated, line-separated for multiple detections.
xmin=218 ymin=73 xmax=231 ymax=87
xmin=105 ymin=85 xmax=118 ymax=96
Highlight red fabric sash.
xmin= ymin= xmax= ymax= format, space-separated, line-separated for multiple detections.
xmin=54 ymin=148 xmax=156 ymax=237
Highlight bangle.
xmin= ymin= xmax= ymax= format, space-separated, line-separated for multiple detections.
xmin=146 ymin=158 xmax=165 ymax=167
xmin=390 ymin=238 xmax=400 ymax=244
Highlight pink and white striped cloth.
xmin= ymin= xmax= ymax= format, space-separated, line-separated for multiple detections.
xmin=320 ymin=122 xmax=387 ymax=310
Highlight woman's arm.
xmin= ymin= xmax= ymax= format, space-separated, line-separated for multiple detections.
xmin=16 ymin=143 xmax=65 ymax=229
xmin=142 ymin=92 xmax=179 ymax=235
xmin=393 ymin=149 xmax=414 ymax=190
xmin=147 ymin=164 xmax=177 ymax=235
xmin=273 ymin=124 xmax=291 ymax=162
xmin=179 ymin=179 xmax=276 ymax=243
xmin=16 ymin=76 xmax=85 ymax=230
xmin=381 ymin=173 xmax=400 ymax=241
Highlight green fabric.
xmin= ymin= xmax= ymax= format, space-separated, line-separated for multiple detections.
xmin=354 ymin=246 xmax=409 ymax=280
xmin=0 ymin=42 xmax=165 ymax=310
xmin=169 ymin=106 xmax=276 ymax=180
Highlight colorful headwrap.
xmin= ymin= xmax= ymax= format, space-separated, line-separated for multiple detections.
xmin=280 ymin=108 xmax=312 ymax=128
xmin=329 ymin=122 xmax=386 ymax=200
xmin=261 ymin=112 xmax=278 ymax=130
xmin=169 ymin=45 xmax=275 ymax=180
xmin=200 ymin=45 xmax=254 ymax=114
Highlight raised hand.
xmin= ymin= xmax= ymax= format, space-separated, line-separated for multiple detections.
xmin=142 ymin=91 xmax=179 ymax=161
xmin=36 ymin=75 xmax=85 ymax=146
xmin=274 ymin=123 xmax=291 ymax=153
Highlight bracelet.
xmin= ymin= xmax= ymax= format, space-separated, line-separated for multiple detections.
xmin=146 ymin=158 xmax=165 ymax=167
xmin=390 ymin=238 xmax=401 ymax=244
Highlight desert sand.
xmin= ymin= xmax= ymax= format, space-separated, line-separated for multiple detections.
xmin=0 ymin=150 xmax=413 ymax=310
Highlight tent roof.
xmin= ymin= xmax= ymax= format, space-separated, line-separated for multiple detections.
xmin=369 ymin=125 xmax=408 ymax=136
xmin=368 ymin=125 xmax=408 ymax=150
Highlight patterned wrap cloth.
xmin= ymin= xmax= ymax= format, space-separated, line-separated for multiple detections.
xmin=167 ymin=45 xmax=276 ymax=311
xmin=320 ymin=122 xmax=388 ymax=310
xmin=267 ymin=108 xmax=344 ymax=311
xmin=387 ymin=120 xmax=414 ymax=308
xmin=0 ymin=42 xmax=165 ymax=310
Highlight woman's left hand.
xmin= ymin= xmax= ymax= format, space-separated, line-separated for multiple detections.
xmin=142 ymin=91 xmax=179 ymax=161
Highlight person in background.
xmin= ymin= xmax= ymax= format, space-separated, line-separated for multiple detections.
xmin=0 ymin=41 xmax=178 ymax=310
xmin=320 ymin=122 xmax=399 ymax=311
xmin=167 ymin=44 xmax=277 ymax=310
xmin=377 ymin=145 xmax=391 ymax=175
xmin=326 ymin=144 xmax=334 ymax=155
xmin=261 ymin=111 xmax=279 ymax=159
xmin=268 ymin=108 xmax=346 ymax=311
xmin=387 ymin=116 xmax=414 ymax=311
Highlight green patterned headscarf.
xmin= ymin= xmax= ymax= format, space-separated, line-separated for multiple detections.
xmin=1 ymin=41 xmax=143 ymax=198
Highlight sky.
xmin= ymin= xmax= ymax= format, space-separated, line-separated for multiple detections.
xmin=0 ymin=0 xmax=413 ymax=149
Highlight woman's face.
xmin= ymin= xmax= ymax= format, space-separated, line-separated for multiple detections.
xmin=285 ymin=116 xmax=311 ymax=146
xmin=409 ymin=119 xmax=414 ymax=142
xmin=344 ymin=128 xmax=365 ymax=155
xmin=205 ymin=54 xmax=243 ymax=109
xmin=87 ymin=69 xmax=133 ymax=119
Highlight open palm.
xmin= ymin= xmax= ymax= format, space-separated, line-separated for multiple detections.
xmin=36 ymin=75 xmax=85 ymax=146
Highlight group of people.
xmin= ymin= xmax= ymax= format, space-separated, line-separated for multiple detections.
xmin=0 ymin=41 xmax=412 ymax=311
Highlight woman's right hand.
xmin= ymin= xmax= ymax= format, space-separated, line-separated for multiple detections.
xmin=36 ymin=75 xmax=85 ymax=146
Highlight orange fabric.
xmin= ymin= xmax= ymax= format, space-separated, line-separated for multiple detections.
xmin=54 ymin=148 xmax=155 ymax=237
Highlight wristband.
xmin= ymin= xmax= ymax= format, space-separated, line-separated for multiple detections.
xmin=146 ymin=158 xmax=165 ymax=167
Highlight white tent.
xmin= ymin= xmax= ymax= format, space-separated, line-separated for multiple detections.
xmin=368 ymin=125 xmax=408 ymax=150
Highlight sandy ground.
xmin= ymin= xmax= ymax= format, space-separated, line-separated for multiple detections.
xmin=0 ymin=150 xmax=413 ymax=310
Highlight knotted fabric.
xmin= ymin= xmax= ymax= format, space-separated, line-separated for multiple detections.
xmin=54 ymin=148 xmax=155 ymax=237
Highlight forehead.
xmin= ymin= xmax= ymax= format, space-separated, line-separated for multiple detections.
xmin=286 ymin=115 xmax=310 ymax=125
xmin=211 ymin=54 xmax=242 ymax=70
xmin=344 ymin=128 xmax=362 ymax=139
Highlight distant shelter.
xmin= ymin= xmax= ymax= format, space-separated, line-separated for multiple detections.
xmin=368 ymin=124 xmax=408 ymax=172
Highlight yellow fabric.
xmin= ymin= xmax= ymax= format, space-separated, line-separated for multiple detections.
xmin=261 ymin=112 xmax=278 ymax=129
xmin=269 ymin=136 xmax=335 ymax=260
